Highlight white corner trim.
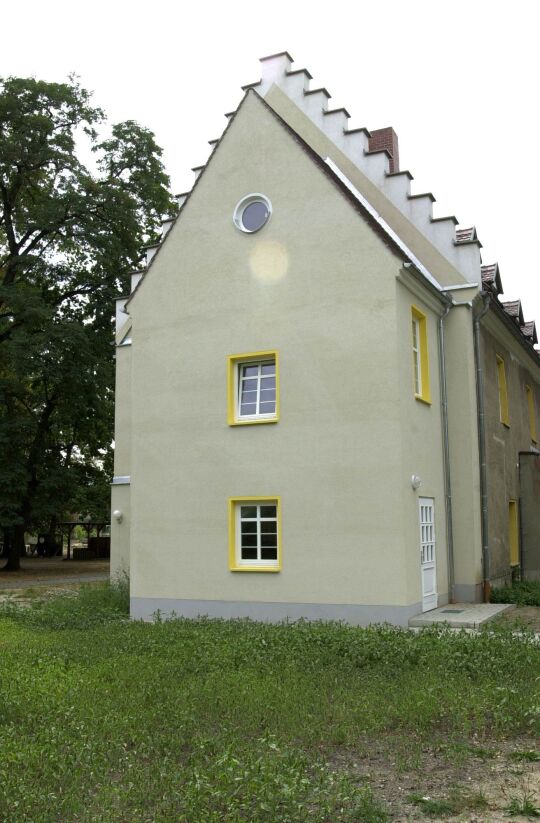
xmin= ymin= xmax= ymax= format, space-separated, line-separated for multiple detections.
xmin=325 ymin=157 xmax=444 ymax=293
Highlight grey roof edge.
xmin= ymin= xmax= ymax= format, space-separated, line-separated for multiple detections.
xmin=304 ymin=86 xmax=331 ymax=98
xmin=454 ymin=238 xmax=483 ymax=248
xmin=408 ymin=192 xmax=436 ymax=202
xmin=260 ymin=50 xmax=294 ymax=62
xmin=286 ymin=68 xmax=313 ymax=79
xmin=345 ymin=126 xmax=372 ymax=138
xmin=387 ymin=169 xmax=413 ymax=180
xmin=364 ymin=147 xmax=392 ymax=159
xmin=431 ymin=215 xmax=458 ymax=224
xmin=324 ymin=107 xmax=350 ymax=118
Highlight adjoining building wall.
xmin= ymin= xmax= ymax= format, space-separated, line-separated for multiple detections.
xmin=110 ymin=342 xmax=132 ymax=579
xmin=444 ymin=305 xmax=483 ymax=601
xmin=519 ymin=453 xmax=540 ymax=580
xmin=480 ymin=314 xmax=540 ymax=585
xmin=125 ymin=92 xmax=454 ymax=622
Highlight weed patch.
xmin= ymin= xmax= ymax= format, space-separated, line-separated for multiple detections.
xmin=408 ymin=789 xmax=488 ymax=817
xmin=0 ymin=589 xmax=539 ymax=821
xmin=491 ymin=580 xmax=540 ymax=606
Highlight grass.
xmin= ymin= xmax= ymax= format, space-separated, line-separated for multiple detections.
xmin=408 ymin=789 xmax=488 ymax=817
xmin=491 ymin=580 xmax=540 ymax=606
xmin=0 ymin=584 xmax=539 ymax=822
xmin=506 ymin=792 xmax=540 ymax=817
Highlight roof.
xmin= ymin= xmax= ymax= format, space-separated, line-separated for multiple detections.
xmin=127 ymin=88 xmax=449 ymax=309
xmin=501 ymin=300 xmax=524 ymax=326
xmin=481 ymin=263 xmax=503 ymax=295
xmin=455 ymin=227 xmax=482 ymax=246
xmin=521 ymin=321 xmax=538 ymax=344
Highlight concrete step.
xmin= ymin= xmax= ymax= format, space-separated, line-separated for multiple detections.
xmin=409 ymin=602 xmax=515 ymax=629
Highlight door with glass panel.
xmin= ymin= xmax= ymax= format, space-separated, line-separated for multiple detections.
xmin=419 ymin=497 xmax=438 ymax=612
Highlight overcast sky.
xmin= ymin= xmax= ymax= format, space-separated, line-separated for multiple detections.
xmin=4 ymin=0 xmax=539 ymax=322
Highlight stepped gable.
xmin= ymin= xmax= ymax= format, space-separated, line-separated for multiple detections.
xmin=481 ymin=263 xmax=503 ymax=295
xmin=236 ymin=52 xmax=485 ymax=284
xmin=128 ymin=51 xmax=538 ymax=357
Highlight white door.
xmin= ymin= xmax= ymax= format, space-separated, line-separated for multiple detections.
xmin=419 ymin=497 xmax=438 ymax=612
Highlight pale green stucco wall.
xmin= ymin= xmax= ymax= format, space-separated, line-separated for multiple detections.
xmin=110 ymin=342 xmax=132 ymax=579
xmin=122 ymin=92 xmax=451 ymax=611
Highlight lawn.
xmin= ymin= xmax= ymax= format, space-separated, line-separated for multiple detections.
xmin=0 ymin=584 xmax=539 ymax=822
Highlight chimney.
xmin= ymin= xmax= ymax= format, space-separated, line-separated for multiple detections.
xmin=368 ymin=127 xmax=400 ymax=173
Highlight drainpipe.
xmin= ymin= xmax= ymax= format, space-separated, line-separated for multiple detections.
xmin=438 ymin=304 xmax=455 ymax=602
xmin=473 ymin=292 xmax=492 ymax=601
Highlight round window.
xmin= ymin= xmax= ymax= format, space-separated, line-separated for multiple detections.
xmin=233 ymin=194 xmax=272 ymax=233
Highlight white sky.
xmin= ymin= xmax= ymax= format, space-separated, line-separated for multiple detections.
xmin=4 ymin=0 xmax=540 ymax=322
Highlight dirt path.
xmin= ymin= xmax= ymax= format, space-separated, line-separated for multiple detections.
xmin=496 ymin=606 xmax=540 ymax=633
xmin=0 ymin=557 xmax=109 ymax=590
xmin=333 ymin=737 xmax=540 ymax=821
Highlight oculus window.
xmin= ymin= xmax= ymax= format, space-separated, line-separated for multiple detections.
xmin=233 ymin=194 xmax=272 ymax=233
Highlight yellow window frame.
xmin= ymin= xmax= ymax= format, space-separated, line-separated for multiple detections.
xmin=227 ymin=350 xmax=280 ymax=426
xmin=228 ymin=496 xmax=282 ymax=572
xmin=525 ymin=384 xmax=537 ymax=444
xmin=496 ymin=355 xmax=510 ymax=426
xmin=508 ymin=499 xmax=519 ymax=566
xmin=411 ymin=306 xmax=431 ymax=404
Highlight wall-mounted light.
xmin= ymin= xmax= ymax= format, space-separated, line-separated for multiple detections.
xmin=113 ymin=509 xmax=123 ymax=523
xmin=411 ymin=475 xmax=422 ymax=491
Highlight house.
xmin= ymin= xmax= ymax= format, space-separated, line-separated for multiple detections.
xmin=111 ymin=52 xmax=540 ymax=624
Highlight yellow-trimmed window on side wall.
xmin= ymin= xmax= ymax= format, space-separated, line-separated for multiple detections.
xmin=227 ymin=351 xmax=279 ymax=426
xmin=228 ymin=497 xmax=281 ymax=572
xmin=525 ymin=384 xmax=537 ymax=444
xmin=508 ymin=500 xmax=519 ymax=566
xmin=496 ymin=355 xmax=510 ymax=426
xmin=411 ymin=306 xmax=431 ymax=404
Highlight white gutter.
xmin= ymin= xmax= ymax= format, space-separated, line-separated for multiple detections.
xmin=325 ymin=157 xmax=445 ymax=293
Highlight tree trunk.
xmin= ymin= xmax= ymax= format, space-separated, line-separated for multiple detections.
xmin=1 ymin=525 xmax=24 ymax=572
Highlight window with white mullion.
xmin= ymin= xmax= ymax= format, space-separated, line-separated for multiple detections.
xmin=238 ymin=503 xmax=277 ymax=564
xmin=238 ymin=360 xmax=276 ymax=419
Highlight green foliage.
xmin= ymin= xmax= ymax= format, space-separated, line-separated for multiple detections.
xmin=0 ymin=74 xmax=176 ymax=558
xmin=490 ymin=580 xmax=540 ymax=606
xmin=0 ymin=598 xmax=539 ymax=821
xmin=0 ymin=578 xmax=129 ymax=629
xmin=408 ymin=790 xmax=488 ymax=817
xmin=506 ymin=793 xmax=540 ymax=817
xmin=510 ymin=750 xmax=540 ymax=762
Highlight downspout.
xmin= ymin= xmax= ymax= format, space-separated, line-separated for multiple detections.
xmin=438 ymin=303 xmax=455 ymax=603
xmin=473 ymin=292 xmax=492 ymax=601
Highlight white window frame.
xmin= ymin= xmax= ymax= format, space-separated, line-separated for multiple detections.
xmin=227 ymin=351 xmax=279 ymax=426
xmin=237 ymin=359 xmax=276 ymax=421
xmin=412 ymin=316 xmax=421 ymax=396
xmin=228 ymin=497 xmax=281 ymax=572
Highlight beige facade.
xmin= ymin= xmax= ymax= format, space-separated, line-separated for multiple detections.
xmin=111 ymin=53 xmax=540 ymax=623
xmin=480 ymin=310 xmax=540 ymax=584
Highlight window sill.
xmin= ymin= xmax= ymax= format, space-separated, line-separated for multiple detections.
xmin=230 ymin=565 xmax=281 ymax=573
xmin=414 ymin=394 xmax=432 ymax=406
xmin=229 ymin=417 xmax=279 ymax=427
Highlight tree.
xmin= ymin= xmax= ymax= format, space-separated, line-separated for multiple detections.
xmin=0 ymin=75 xmax=176 ymax=570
